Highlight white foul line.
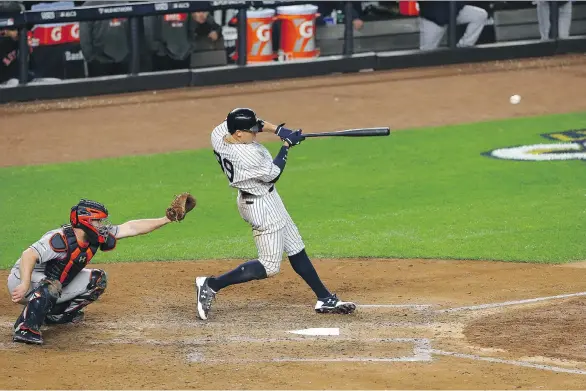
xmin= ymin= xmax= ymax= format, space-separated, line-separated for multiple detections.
xmin=358 ymin=304 xmax=433 ymax=309
xmin=198 ymin=357 xmax=427 ymax=363
xmin=436 ymin=291 xmax=586 ymax=313
xmin=432 ymin=350 xmax=586 ymax=375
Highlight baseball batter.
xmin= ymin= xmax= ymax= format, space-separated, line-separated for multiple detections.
xmin=7 ymin=195 xmax=195 ymax=345
xmin=195 ymin=108 xmax=356 ymax=320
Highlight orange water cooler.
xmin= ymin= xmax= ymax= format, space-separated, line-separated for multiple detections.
xmin=232 ymin=8 xmax=276 ymax=63
xmin=399 ymin=1 xmax=419 ymax=16
xmin=276 ymin=4 xmax=320 ymax=61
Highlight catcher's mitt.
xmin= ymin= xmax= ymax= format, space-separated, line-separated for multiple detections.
xmin=166 ymin=192 xmax=196 ymax=222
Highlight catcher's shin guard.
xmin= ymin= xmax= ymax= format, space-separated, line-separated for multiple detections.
xmin=54 ymin=269 xmax=107 ymax=316
xmin=14 ymin=279 xmax=62 ymax=343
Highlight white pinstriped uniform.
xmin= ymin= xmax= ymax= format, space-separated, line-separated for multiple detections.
xmin=211 ymin=121 xmax=305 ymax=276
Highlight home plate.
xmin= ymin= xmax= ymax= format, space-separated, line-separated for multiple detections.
xmin=288 ymin=328 xmax=340 ymax=336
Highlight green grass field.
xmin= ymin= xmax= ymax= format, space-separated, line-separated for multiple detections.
xmin=1 ymin=112 xmax=585 ymax=268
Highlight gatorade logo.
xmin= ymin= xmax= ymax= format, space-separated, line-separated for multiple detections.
xmin=71 ymin=23 xmax=79 ymax=40
xmin=249 ymin=21 xmax=273 ymax=57
xmin=256 ymin=24 xmax=271 ymax=42
xmin=290 ymin=18 xmax=316 ymax=54
xmin=32 ymin=23 xmax=79 ymax=45
xmin=299 ymin=20 xmax=313 ymax=39
xmin=50 ymin=26 xmax=62 ymax=42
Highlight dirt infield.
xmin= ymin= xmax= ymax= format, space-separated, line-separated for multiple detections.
xmin=2 ymin=260 xmax=586 ymax=389
xmin=2 ymin=54 xmax=586 ymax=389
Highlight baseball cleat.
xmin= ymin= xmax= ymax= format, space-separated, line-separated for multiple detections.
xmin=45 ymin=310 xmax=85 ymax=325
xmin=195 ymin=277 xmax=216 ymax=320
xmin=315 ymin=294 xmax=356 ymax=314
xmin=13 ymin=325 xmax=43 ymax=345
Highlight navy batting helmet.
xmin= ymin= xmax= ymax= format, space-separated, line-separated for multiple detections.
xmin=226 ymin=108 xmax=263 ymax=134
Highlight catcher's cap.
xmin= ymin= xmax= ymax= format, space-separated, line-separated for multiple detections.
xmin=227 ymin=108 xmax=262 ymax=134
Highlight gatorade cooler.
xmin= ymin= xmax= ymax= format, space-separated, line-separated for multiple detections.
xmin=245 ymin=8 xmax=276 ymax=63
xmin=399 ymin=1 xmax=419 ymax=16
xmin=276 ymin=4 xmax=319 ymax=61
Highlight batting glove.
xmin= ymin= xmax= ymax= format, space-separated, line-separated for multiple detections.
xmin=275 ymin=123 xmax=295 ymax=139
xmin=284 ymin=130 xmax=305 ymax=147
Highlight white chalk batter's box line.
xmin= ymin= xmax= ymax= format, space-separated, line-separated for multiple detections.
xmin=363 ymin=292 xmax=586 ymax=312
xmin=196 ymin=303 xmax=435 ymax=310
xmin=186 ymin=337 xmax=433 ymax=364
xmin=435 ymin=291 xmax=586 ymax=313
xmin=234 ymin=292 xmax=586 ymax=312
xmin=5 ymin=332 xmax=586 ymax=376
xmin=181 ymin=291 xmax=586 ymax=375
xmin=353 ymin=291 xmax=586 ymax=313
xmin=82 ymin=320 xmax=435 ymax=330
xmin=184 ymin=337 xmax=586 ymax=375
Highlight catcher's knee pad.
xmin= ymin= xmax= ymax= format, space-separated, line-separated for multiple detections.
xmin=19 ymin=279 xmax=62 ymax=330
xmin=59 ymin=269 xmax=107 ymax=315
xmin=85 ymin=269 xmax=107 ymax=301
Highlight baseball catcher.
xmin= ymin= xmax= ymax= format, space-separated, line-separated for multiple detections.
xmin=7 ymin=193 xmax=195 ymax=345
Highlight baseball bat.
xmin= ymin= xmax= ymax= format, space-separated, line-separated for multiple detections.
xmin=302 ymin=127 xmax=390 ymax=138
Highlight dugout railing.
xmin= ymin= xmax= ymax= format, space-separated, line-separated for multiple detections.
xmin=1 ymin=1 xmax=586 ymax=103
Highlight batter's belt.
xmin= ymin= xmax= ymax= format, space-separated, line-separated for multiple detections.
xmin=240 ymin=186 xmax=274 ymax=198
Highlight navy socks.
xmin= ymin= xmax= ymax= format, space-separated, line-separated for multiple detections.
xmin=207 ymin=260 xmax=267 ymax=292
xmin=288 ymin=249 xmax=331 ymax=298
xmin=206 ymin=250 xmax=331 ymax=299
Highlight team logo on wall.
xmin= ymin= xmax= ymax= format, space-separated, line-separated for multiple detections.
xmin=483 ymin=129 xmax=586 ymax=161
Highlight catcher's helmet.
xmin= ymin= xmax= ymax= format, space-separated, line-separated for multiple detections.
xmin=226 ymin=108 xmax=263 ymax=134
xmin=70 ymin=199 xmax=111 ymax=244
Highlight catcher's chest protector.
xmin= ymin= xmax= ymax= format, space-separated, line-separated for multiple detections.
xmin=44 ymin=224 xmax=116 ymax=286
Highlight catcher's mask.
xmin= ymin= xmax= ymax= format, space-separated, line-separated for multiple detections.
xmin=227 ymin=108 xmax=263 ymax=134
xmin=70 ymin=199 xmax=112 ymax=244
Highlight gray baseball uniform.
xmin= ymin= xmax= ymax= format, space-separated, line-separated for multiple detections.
xmin=211 ymin=121 xmax=304 ymax=276
xmin=7 ymin=225 xmax=118 ymax=305
xmin=537 ymin=1 xmax=572 ymax=40
xmin=419 ymin=4 xmax=488 ymax=51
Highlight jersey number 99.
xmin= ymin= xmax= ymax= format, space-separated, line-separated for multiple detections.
xmin=213 ymin=150 xmax=235 ymax=183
